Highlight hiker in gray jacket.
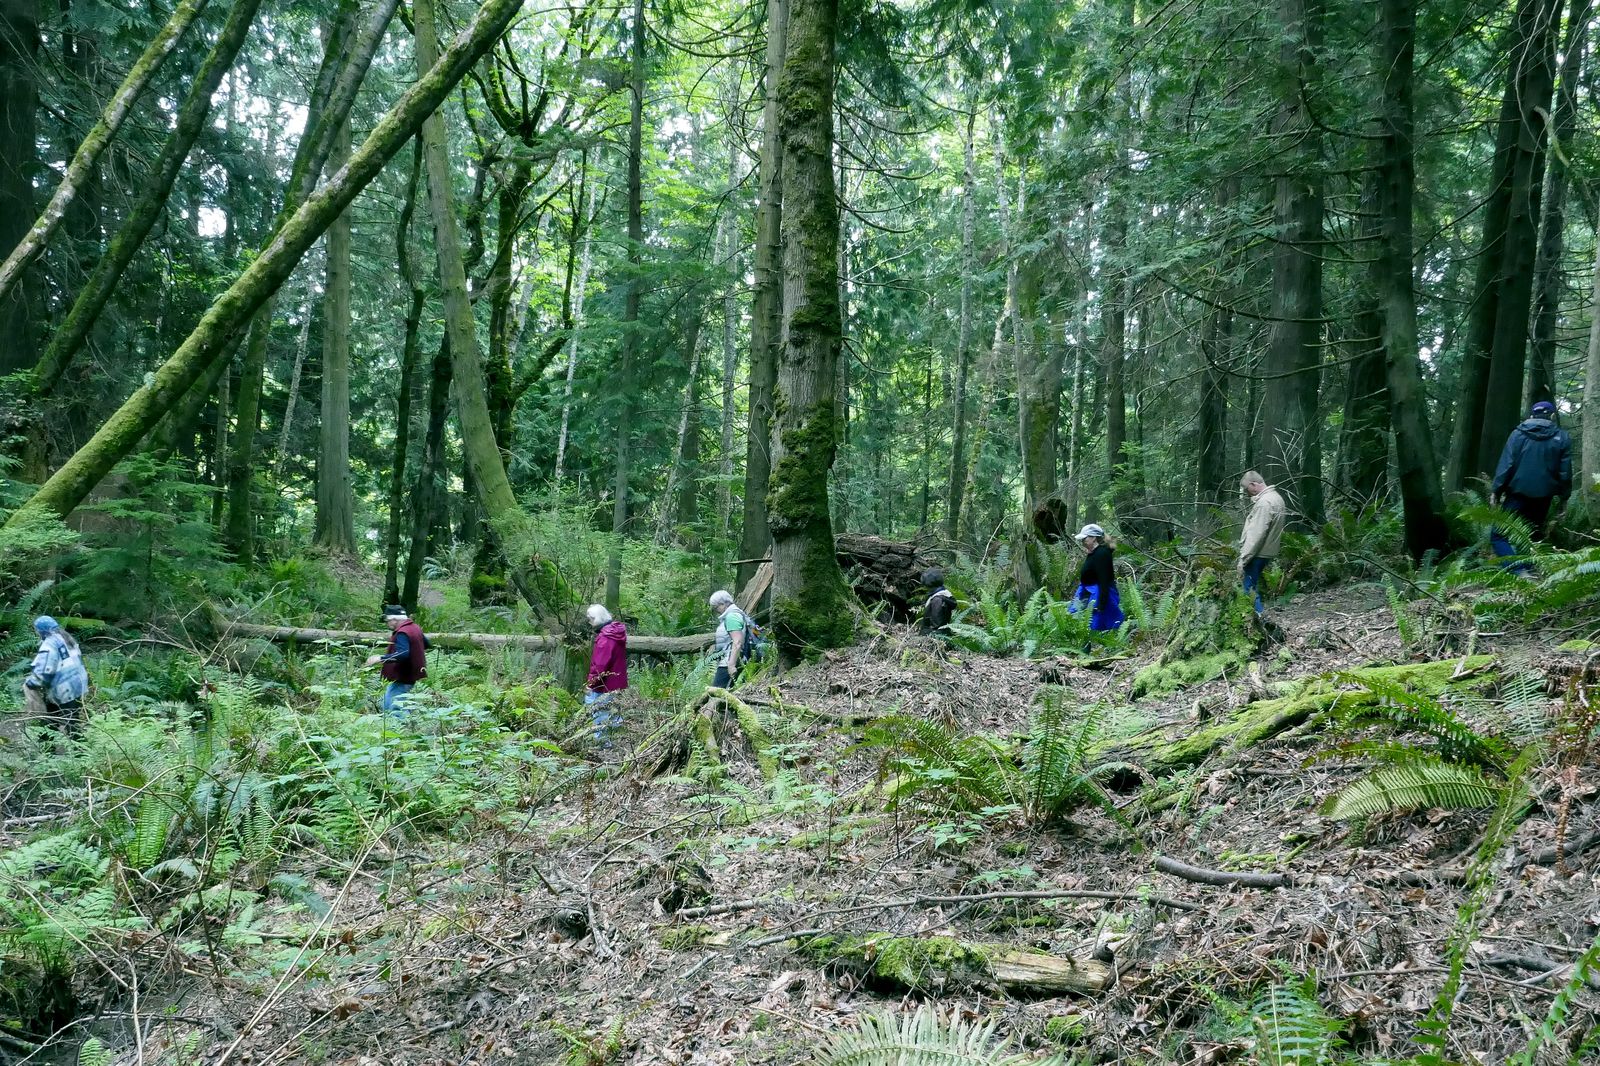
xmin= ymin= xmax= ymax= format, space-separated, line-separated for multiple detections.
xmin=1238 ymin=471 xmax=1287 ymax=614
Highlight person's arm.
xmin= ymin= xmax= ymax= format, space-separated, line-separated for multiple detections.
xmin=726 ymin=628 xmax=744 ymax=669
xmin=1492 ymin=433 xmax=1522 ymax=498
xmin=368 ymin=631 xmax=410 ymax=666
xmin=1239 ymin=502 xmax=1266 ymax=566
xmin=586 ymin=636 xmax=607 ymax=690
xmin=24 ymin=644 xmax=53 ymax=689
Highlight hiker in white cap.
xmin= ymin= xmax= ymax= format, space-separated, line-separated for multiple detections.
xmin=1070 ymin=524 xmax=1124 ymax=632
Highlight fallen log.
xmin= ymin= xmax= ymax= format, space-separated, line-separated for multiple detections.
xmin=219 ymin=620 xmax=713 ymax=656
xmin=798 ymin=932 xmax=1111 ymax=996
xmin=1107 ymin=656 xmax=1499 ymax=777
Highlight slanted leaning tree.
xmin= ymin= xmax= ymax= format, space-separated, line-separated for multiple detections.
xmin=767 ymin=0 xmax=854 ymax=658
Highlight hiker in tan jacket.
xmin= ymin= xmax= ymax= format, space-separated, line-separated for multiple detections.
xmin=1238 ymin=471 xmax=1287 ymax=614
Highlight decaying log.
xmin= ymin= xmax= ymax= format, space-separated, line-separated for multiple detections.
xmin=799 ymin=932 xmax=1111 ymax=996
xmin=833 ymin=534 xmax=942 ymax=621
xmin=1108 ymin=656 xmax=1499 ymax=777
xmin=219 ymin=620 xmax=713 ymax=656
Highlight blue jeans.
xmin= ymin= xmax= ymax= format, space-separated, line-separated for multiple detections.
xmin=1490 ymin=493 xmax=1551 ymax=572
xmin=585 ymin=690 xmax=620 ymax=746
xmin=1241 ymin=557 xmax=1270 ymax=614
xmin=382 ymin=682 xmax=414 ymax=714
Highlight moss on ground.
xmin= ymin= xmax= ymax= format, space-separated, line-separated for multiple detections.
xmin=798 ymin=933 xmax=993 ymax=992
xmin=1132 ymin=571 xmax=1259 ymax=698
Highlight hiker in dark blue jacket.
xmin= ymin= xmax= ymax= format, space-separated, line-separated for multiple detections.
xmin=1490 ymin=400 xmax=1572 ymax=566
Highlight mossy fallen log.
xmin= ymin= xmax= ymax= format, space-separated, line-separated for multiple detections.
xmin=1109 ymin=656 xmax=1498 ymax=776
xmin=218 ymin=619 xmax=712 ymax=656
xmin=797 ymin=933 xmax=1111 ymax=997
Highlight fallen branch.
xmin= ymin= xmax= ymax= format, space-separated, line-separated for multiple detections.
xmin=1153 ymin=855 xmax=1293 ymax=890
xmin=1525 ymin=828 xmax=1600 ymax=868
xmin=912 ymin=888 xmax=1199 ymax=913
xmin=670 ymin=899 xmax=760 ymax=920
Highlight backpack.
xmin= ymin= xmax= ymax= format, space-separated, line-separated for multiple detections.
xmin=725 ymin=608 xmax=769 ymax=664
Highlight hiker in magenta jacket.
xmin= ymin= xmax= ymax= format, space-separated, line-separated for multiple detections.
xmin=584 ymin=604 xmax=628 ymax=747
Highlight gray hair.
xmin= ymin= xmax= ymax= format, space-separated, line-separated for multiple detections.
xmin=708 ymin=589 xmax=735 ymax=610
xmin=1240 ymin=470 xmax=1265 ymax=488
xmin=586 ymin=603 xmax=612 ymax=627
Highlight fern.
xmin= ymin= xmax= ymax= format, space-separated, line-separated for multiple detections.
xmin=1335 ymin=673 xmax=1508 ymax=769
xmin=861 ymin=714 xmax=1016 ymax=813
xmin=125 ymin=792 xmax=173 ymax=869
xmin=1321 ymin=758 xmax=1503 ymax=820
xmin=77 ymin=1036 xmax=113 ymax=1066
xmin=813 ymin=1006 xmax=1065 ymax=1066
xmin=1251 ymin=981 xmax=1344 ymax=1066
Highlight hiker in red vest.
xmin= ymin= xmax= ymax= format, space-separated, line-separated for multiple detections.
xmin=365 ymin=605 xmax=428 ymax=714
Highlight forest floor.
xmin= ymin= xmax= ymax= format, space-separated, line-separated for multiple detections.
xmin=122 ymin=586 xmax=1600 ymax=1064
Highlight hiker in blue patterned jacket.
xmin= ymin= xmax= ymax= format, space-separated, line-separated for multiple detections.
xmin=1490 ymin=400 xmax=1573 ymax=570
xmin=21 ymin=616 xmax=90 ymax=736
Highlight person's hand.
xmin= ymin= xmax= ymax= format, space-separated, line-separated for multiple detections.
xmin=1236 ymin=558 xmax=1245 ymax=578
xmin=1489 ymin=492 xmax=1499 ymax=507
xmin=364 ymin=655 xmax=381 ymax=667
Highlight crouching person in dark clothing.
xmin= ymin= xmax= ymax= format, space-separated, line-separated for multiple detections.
xmin=919 ymin=569 xmax=956 ymax=636
xmin=1491 ymin=400 xmax=1572 ymax=569
xmin=1070 ymin=525 xmax=1125 ymax=632
xmin=366 ymin=606 xmax=429 ymax=714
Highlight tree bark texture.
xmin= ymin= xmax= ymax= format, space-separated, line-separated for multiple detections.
xmin=404 ymin=337 xmax=452 ymax=611
xmin=1477 ymin=0 xmax=1561 ymax=475
xmin=4 ymin=0 xmax=534 ymax=530
xmin=415 ymin=0 xmax=567 ymax=624
xmin=1197 ymin=180 xmax=1237 ymax=504
xmin=1447 ymin=0 xmax=1562 ymax=487
xmin=1526 ymin=0 xmax=1589 ymax=409
xmin=554 ymin=181 xmax=597 ymax=484
xmin=385 ymin=141 xmax=425 ymax=606
xmin=605 ymin=0 xmax=647 ymax=612
xmin=767 ymin=0 xmax=854 ymax=657
xmin=945 ymin=107 xmax=977 ymax=541
xmin=1337 ymin=169 xmax=1389 ymax=507
xmin=0 ymin=0 xmax=210 ymax=309
xmin=718 ymin=141 xmax=740 ymax=542
xmin=314 ymin=114 xmax=357 ymax=554
xmin=1257 ymin=0 xmax=1325 ymax=528
xmin=35 ymin=0 xmax=265 ymax=392
xmin=738 ymin=0 xmax=788 ymax=589
xmin=1376 ymin=0 xmax=1448 ymax=559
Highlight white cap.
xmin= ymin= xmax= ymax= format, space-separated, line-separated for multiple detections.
xmin=1075 ymin=524 xmax=1106 ymax=542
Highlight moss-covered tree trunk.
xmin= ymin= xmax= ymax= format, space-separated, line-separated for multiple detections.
xmin=414 ymin=0 xmax=566 ymax=626
xmin=738 ymin=0 xmax=788 ymax=590
xmin=314 ymin=114 xmax=357 ymax=554
xmin=0 ymin=0 xmax=208 ymax=308
xmin=3 ymin=0 xmax=533 ymax=531
xmin=767 ymin=0 xmax=854 ymax=658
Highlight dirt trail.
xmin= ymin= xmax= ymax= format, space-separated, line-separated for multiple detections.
xmin=154 ymin=586 xmax=1597 ymax=1065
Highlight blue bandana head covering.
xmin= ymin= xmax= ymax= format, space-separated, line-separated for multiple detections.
xmin=32 ymin=616 xmax=60 ymax=636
